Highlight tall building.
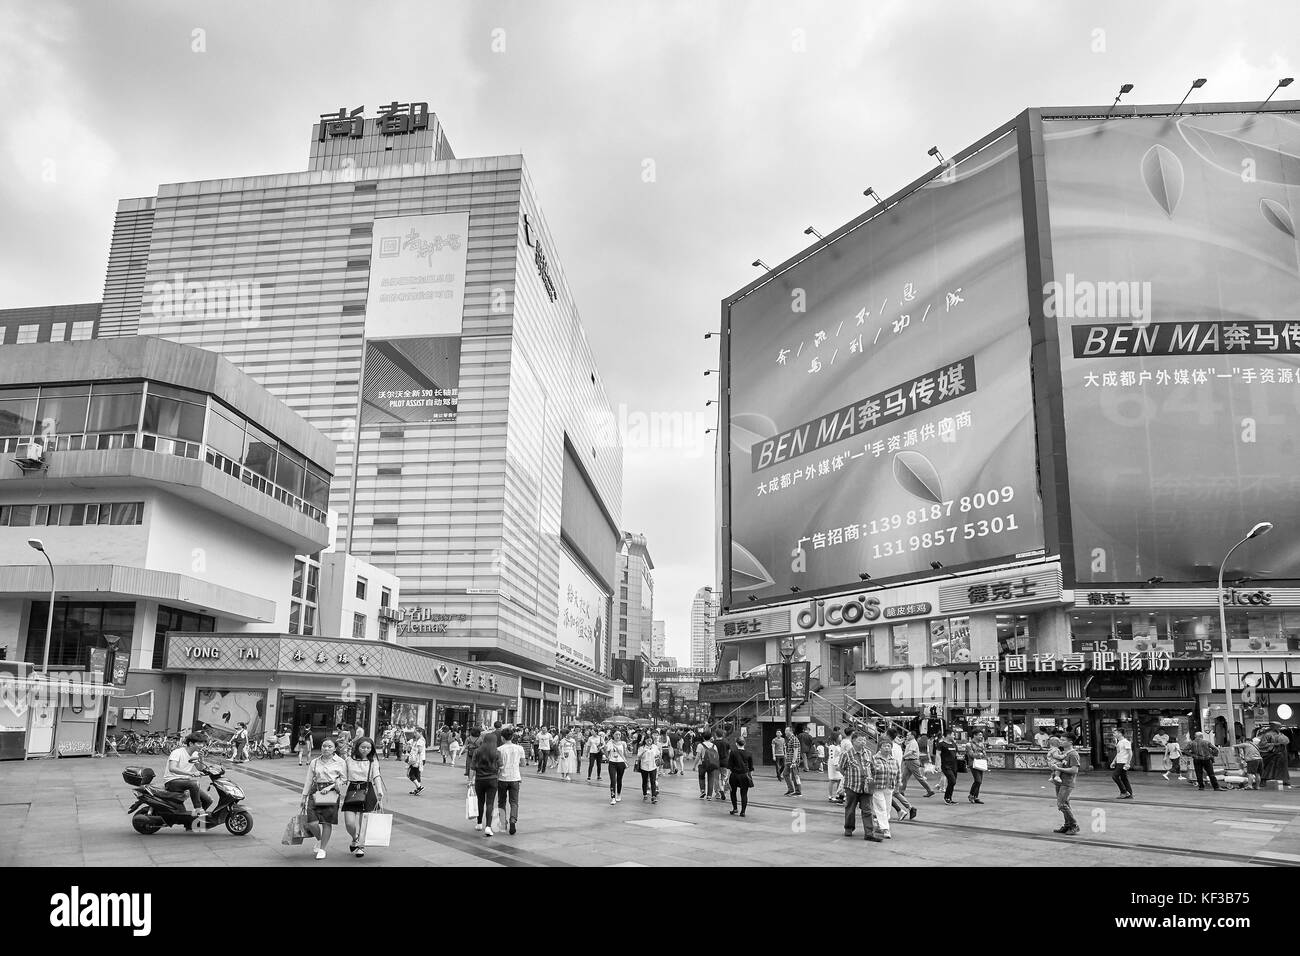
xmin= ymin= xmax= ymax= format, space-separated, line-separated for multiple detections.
xmin=612 ymin=531 xmax=654 ymax=663
xmin=91 ymin=100 xmax=623 ymax=727
xmin=690 ymin=586 xmax=719 ymax=671
xmin=651 ymin=619 xmax=666 ymax=660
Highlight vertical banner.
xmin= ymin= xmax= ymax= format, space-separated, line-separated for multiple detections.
xmin=361 ymin=212 xmax=470 ymax=424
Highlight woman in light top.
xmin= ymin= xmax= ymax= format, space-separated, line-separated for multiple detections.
xmin=635 ymin=734 xmax=661 ymax=804
xmin=341 ymin=737 xmax=385 ymax=858
xmin=558 ymin=731 xmax=578 ymax=781
xmin=300 ymin=737 xmax=347 ymax=860
xmin=826 ymin=733 xmax=844 ymax=802
xmin=604 ymin=731 xmax=628 ymax=805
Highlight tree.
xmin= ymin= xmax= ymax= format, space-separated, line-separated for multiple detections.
xmin=579 ymin=700 xmax=612 ymax=724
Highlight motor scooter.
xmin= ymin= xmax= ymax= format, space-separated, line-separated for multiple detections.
xmin=123 ymin=761 xmax=254 ymax=836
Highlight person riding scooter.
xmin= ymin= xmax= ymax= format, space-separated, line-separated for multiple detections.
xmin=164 ymin=733 xmax=213 ymax=818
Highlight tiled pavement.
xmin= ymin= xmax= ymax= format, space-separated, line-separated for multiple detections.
xmin=1 ymin=754 xmax=1297 ymax=867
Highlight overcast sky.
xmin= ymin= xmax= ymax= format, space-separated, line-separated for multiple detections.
xmin=1 ymin=1 xmax=1296 ymax=660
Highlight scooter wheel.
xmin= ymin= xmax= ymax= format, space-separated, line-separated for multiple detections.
xmin=132 ymin=814 xmax=164 ymax=835
xmin=225 ymin=809 xmax=254 ymax=836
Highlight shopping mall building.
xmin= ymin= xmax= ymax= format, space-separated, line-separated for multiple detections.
xmin=714 ymin=99 xmax=1300 ymax=771
xmin=1 ymin=101 xmax=624 ymax=730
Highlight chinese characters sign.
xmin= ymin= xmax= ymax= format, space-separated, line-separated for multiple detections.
xmin=318 ymin=101 xmax=430 ymax=141
xmin=980 ymin=649 xmax=1172 ymax=672
xmin=555 ymin=548 xmax=607 ymax=671
xmin=1043 ymin=113 xmax=1300 ymax=584
xmin=725 ymin=133 xmax=1044 ymax=600
xmin=938 ymin=568 xmax=1060 ymax=613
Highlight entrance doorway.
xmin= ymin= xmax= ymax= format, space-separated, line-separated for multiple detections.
xmin=280 ymin=696 xmax=370 ymax=750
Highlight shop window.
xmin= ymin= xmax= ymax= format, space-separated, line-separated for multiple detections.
xmin=26 ymin=601 xmax=137 ymax=670
xmin=890 ymin=624 xmax=910 ymax=666
xmin=928 ymin=616 xmax=972 ymax=665
xmin=152 ymin=604 xmax=215 ymax=669
xmin=1069 ymin=611 xmax=1115 ymax=653
xmin=997 ymin=614 xmax=1033 ymax=656
xmin=1225 ymin=609 xmax=1290 ymax=653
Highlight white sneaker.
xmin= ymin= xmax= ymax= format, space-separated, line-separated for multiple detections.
xmin=615 ymin=795 xmax=621 ymax=803
xmin=1162 ymin=772 xmax=1169 ymax=780
xmin=314 ymin=848 xmax=326 ymax=860
xmin=474 ymin=823 xmax=484 ymax=831
xmin=610 ymin=796 xmax=617 ymax=805
xmin=485 ymin=826 xmax=494 ymax=837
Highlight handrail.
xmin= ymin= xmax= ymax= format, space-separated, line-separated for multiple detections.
xmin=707 ymin=692 xmax=764 ymax=733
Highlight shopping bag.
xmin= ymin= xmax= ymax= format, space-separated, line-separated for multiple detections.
xmin=465 ymin=785 xmax=477 ymax=820
xmin=281 ymin=815 xmax=306 ymax=845
xmin=361 ymin=812 xmax=392 ymax=847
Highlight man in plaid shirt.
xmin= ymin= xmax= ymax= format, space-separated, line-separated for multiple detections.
xmin=870 ymin=736 xmax=901 ymax=839
xmin=837 ymin=733 xmax=879 ymax=842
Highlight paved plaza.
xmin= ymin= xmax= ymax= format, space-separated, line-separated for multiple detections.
xmin=2 ymin=755 xmax=1298 ymax=868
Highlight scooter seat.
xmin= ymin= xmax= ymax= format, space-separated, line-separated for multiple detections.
xmin=142 ymin=785 xmax=188 ymax=802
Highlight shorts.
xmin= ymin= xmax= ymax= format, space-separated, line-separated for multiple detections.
xmin=1247 ymin=758 xmax=1263 ymax=775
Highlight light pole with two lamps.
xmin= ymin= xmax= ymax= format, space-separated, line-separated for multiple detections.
xmin=1217 ymin=521 xmax=1272 ymax=751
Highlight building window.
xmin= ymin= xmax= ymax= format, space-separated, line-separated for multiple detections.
xmin=890 ymin=624 xmax=911 ymax=666
xmin=25 ymin=601 xmax=136 ymax=670
xmin=997 ymin=614 xmax=1034 ymax=656
xmin=288 ymin=602 xmax=302 ymax=635
xmin=352 ymin=612 xmax=366 ymax=639
xmin=356 ymin=577 xmax=368 ymax=601
xmin=306 ymin=564 xmax=319 ymax=603
xmin=70 ymin=322 xmax=94 ymax=341
xmin=378 ymin=619 xmax=390 ymax=642
xmin=380 ymin=587 xmax=391 ymax=608
xmin=620 ymin=602 xmax=628 ymax=616
xmin=16 ymin=325 xmax=39 ymax=344
xmin=51 ymin=323 xmax=67 ymax=342
xmin=152 ymin=604 xmax=214 ymax=669
xmin=303 ymin=604 xmax=316 ymax=637
xmin=928 ymin=616 xmax=972 ymax=665
xmin=292 ymin=559 xmax=304 ymax=599
xmin=0 ymin=501 xmax=143 ymax=527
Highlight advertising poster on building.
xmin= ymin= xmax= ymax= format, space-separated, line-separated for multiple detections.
xmin=725 ymin=133 xmax=1044 ymax=603
xmin=194 ymin=689 xmax=265 ymax=739
xmin=361 ymin=212 xmax=469 ymax=424
xmin=1043 ymin=112 xmax=1300 ymax=584
xmin=555 ymin=548 xmax=608 ymax=671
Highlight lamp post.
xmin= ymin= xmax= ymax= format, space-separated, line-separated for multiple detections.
xmin=779 ymin=636 xmax=796 ymax=731
xmin=1217 ymin=521 xmax=1272 ymax=751
xmin=28 ymin=539 xmax=54 ymax=674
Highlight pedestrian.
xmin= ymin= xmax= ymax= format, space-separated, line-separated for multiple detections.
xmin=335 ymin=724 xmax=352 ymax=754
xmin=1259 ymin=723 xmax=1293 ymax=788
xmin=838 ymin=732 xmax=878 ymax=841
xmin=496 ymin=726 xmax=524 ymax=835
xmin=667 ymin=728 xmax=682 ymax=774
xmin=605 ymin=730 xmax=628 ymax=805
xmin=658 ymin=729 xmax=673 ymax=775
xmin=715 ymin=730 xmax=733 ymax=799
xmin=1236 ymin=738 xmax=1262 ymax=790
xmin=899 ymin=730 xmax=935 ymax=799
xmin=965 ymin=732 xmax=987 ymax=804
xmin=558 ymin=730 xmax=578 ymax=781
xmin=1052 ymin=732 xmax=1081 ymax=835
xmin=1162 ymin=732 xmax=1184 ymax=781
xmin=585 ymin=729 xmax=604 ymax=783
xmin=696 ymin=730 xmax=721 ymax=800
xmin=297 ymin=723 xmax=314 ymax=767
xmin=341 ymin=737 xmax=385 ymax=858
xmin=885 ymin=728 xmax=918 ymax=823
xmin=438 ymin=725 xmax=451 ymax=764
xmin=407 ymin=727 xmax=426 ymax=795
xmin=727 ymin=735 xmax=754 ymax=817
xmin=771 ymin=729 xmax=787 ymax=780
xmin=535 ymin=726 xmax=553 ymax=774
xmin=450 ymin=730 xmax=463 ymax=767
xmin=936 ymin=729 xmax=959 ymax=804
xmin=635 ymin=734 xmax=660 ymax=804
xmin=300 ymin=737 xmax=346 ymax=860
xmin=781 ymin=728 xmax=802 ymax=797
xmin=463 ymin=727 xmax=481 ymax=782
xmin=870 ymin=732 xmax=901 ymax=840
xmin=230 ymin=722 xmax=250 ymax=763
xmin=1189 ymin=731 xmax=1223 ymax=791
xmin=826 ymin=733 xmax=844 ymax=802
xmin=471 ymin=731 xmax=501 ymax=836
xmin=1110 ymin=727 xmax=1135 ymax=798
xmin=798 ymin=725 xmax=814 ymax=773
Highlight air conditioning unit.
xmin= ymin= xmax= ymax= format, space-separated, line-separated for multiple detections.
xmin=13 ymin=441 xmax=44 ymax=468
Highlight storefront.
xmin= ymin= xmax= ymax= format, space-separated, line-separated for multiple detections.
xmin=164 ymin=633 xmax=519 ymax=746
xmin=1209 ymin=656 xmax=1300 ymax=765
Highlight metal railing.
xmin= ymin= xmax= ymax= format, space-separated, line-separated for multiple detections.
xmin=707 ymin=692 xmax=765 ymax=734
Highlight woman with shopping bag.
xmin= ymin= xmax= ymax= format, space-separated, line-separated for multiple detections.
xmin=300 ymin=737 xmax=347 ymax=860
xmin=341 ymin=737 xmax=386 ymax=859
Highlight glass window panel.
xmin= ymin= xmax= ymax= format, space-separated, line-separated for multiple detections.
xmin=34 ymin=386 xmax=90 ymax=436
xmin=275 ymin=446 xmax=306 ymax=496
xmin=243 ymin=421 xmax=277 ymax=478
xmin=292 ymin=560 xmax=304 ymax=599
xmin=143 ymin=394 xmax=204 ymax=442
xmin=1226 ymin=609 xmax=1284 ymax=653
xmin=206 ymin=406 xmax=245 ymax=459
xmin=303 ymin=604 xmax=316 ymax=637
xmin=1170 ymin=614 xmax=1217 ymax=657
xmin=98 ymin=504 xmax=112 ymax=525
xmin=1070 ymin=612 xmax=1115 ymax=652
xmin=289 ymin=601 xmax=301 ymax=635
xmin=306 ymin=565 xmax=319 ymax=603
xmin=86 ymin=384 xmax=143 ymax=434
xmin=110 ymin=502 xmax=142 ymax=525
xmin=891 ymin=624 xmax=910 ymax=666
xmin=0 ymin=388 xmax=39 ymax=436
xmin=929 ymin=617 xmax=971 ymax=665
xmin=35 ymin=505 xmax=49 ymax=525
xmin=303 ymin=466 xmax=330 ymax=510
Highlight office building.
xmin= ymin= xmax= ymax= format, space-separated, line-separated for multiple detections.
xmin=612 ymin=531 xmax=654 ymax=662
xmin=690 ymin=586 xmax=719 ymax=671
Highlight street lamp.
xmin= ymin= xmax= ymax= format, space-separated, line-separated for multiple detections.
xmin=779 ymin=636 xmax=796 ymax=731
xmin=28 ymin=539 xmax=54 ymax=674
xmin=1217 ymin=521 xmax=1272 ymax=750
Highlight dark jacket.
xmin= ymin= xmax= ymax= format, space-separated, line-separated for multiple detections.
xmin=715 ymin=737 xmax=733 ymax=766
xmin=937 ymin=739 xmax=958 ymax=771
xmin=472 ymin=744 xmax=501 ymax=779
xmin=727 ymin=747 xmax=754 ymax=779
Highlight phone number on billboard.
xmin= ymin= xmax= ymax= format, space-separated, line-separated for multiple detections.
xmin=873 ymin=514 xmax=1022 ymax=559
xmin=865 ymin=486 xmax=1015 ymax=536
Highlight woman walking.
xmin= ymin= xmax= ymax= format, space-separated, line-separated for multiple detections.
xmin=635 ymin=735 xmax=660 ymax=804
xmin=728 ymin=736 xmax=755 ymax=817
xmin=297 ymin=723 xmax=314 ymax=767
xmin=605 ymin=730 xmax=628 ymax=805
xmin=341 ymin=737 xmax=385 ymax=858
xmin=558 ymin=731 xmax=578 ymax=781
xmin=585 ymin=730 xmax=604 ymax=783
xmin=300 ymin=737 xmax=346 ymax=860
xmin=965 ymin=732 xmax=988 ymax=804
xmin=471 ymin=733 xmax=502 ymax=836
xmin=450 ymin=730 xmax=463 ymax=768
xmin=657 ymin=730 xmax=673 ymax=775
xmin=407 ymin=727 xmax=427 ymax=796
xmin=826 ymin=733 xmax=844 ymax=802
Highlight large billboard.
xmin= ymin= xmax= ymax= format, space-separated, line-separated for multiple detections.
xmin=360 ymin=212 xmax=469 ymax=424
xmin=1043 ymin=111 xmax=1300 ymax=584
xmin=725 ymin=133 xmax=1044 ymax=603
xmin=556 ymin=548 xmax=608 ymax=671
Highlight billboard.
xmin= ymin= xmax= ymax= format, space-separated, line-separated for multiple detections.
xmin=556 ymin=548 xmax=607 ymax=671
xmin=1043 ymin=112 xmax=1300 ymax=584
xmin=361 ymin=212 xmax=469 ymax=424
xmin=725 ymin=133 xmax=1044 ymax=603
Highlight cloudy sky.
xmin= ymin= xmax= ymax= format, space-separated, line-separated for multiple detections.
xmin=1 ymin=1 xmax=1296 ymax=659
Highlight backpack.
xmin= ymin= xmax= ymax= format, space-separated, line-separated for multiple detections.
xmin=700 ymin=743 xmax=720 ymax=772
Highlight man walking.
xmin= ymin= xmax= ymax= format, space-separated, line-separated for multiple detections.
xmin=798 ymin=726 xmax=814 ymax=773
xmin=838 ymin=732 xmax=879 ymax=842
xmin=898 ymin=730 xmax=935 ymax=799
xmin=715 ymin=730 xmax=733 ymax=799
xmin=1110 ymin=727 xmax=1134 ymax=798
xmin=772 ymin=730 xmax=787 ymax=781
xmin=496 ymin=726 xmax=524 ymax=835
xmin=535 ymin=726 xmax=552 ymax=774
xmin=1190 ymin=731 xmax=1223 ymax=791
xmin=782 ymin=727 xmax=802 ymax=796
xmin=869 ymin=733 xmax=900 ymax=840
xmin=936 ymin=729 xmax=959 ymax=804
xmin=1053 ymin=732 xmax=1081 ymax=835
xmin=1260 ymin=723 xmax=1293 ymax=789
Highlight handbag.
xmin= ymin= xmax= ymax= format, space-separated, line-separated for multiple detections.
xmin=312 ymin=787 xmax=340 ymax=807
xmin=971 ymin=758 xmax=989 ymax=772
xmin=281 ymin=814 xmax=307 ymax=845
xmin=465 ymin=785 xmax=477 ymax=820
xmin=361 ymin=812 xmax=392 ymax=847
